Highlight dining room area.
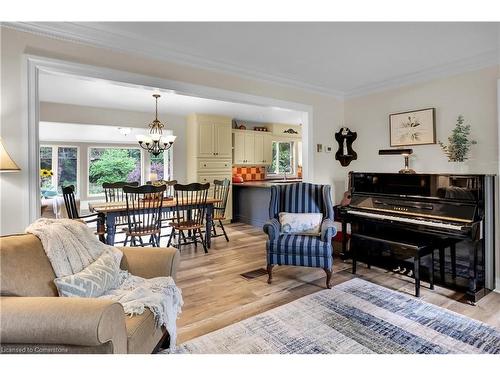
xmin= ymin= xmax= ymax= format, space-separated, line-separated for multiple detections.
xmin=36 ymin=68 xmax=306 ymax=251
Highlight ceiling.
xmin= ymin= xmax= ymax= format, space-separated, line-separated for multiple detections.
xmin=39 ymin=72 xmax=305 ymax=124
xmin=9 ymin=22 xmax=500 ymax=97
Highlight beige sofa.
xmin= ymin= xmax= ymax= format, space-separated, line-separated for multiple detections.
xmin=0 ymin=233 xmax=180 ymax=354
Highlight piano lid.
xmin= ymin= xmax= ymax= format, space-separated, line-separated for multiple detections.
xmin=350 ymin=172 xmax=482 ymax=203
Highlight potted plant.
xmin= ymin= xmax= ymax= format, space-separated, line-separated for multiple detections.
xmin=439 ymin=115 xmax=476 ymax=172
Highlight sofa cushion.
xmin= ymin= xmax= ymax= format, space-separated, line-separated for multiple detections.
xmin=125 ymin=309 xmax=165 ymax=354
xmin=54 ymin=250 xmax=123 ymax=298
xmin=0 ymin=234 xmax=58 ymax=297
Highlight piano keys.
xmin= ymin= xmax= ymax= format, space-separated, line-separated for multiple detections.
xmin=340 ymin=172 xmax=496 ymax=303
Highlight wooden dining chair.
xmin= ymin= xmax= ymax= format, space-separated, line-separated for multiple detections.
xmin=168 ymin=182 xmax=210 ymax=253
xmin=146 ymin=180 xmax=180 ymax=238
xmin=62 ymin=185 xmax=106 ymax=243
xmin=123 ymin=184 xmax=166 ymax=247
xmin=210 ymin=178 xmax=231 ymax=242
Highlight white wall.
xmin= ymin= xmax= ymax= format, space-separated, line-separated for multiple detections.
xmin=39 ymin=102 xmax=187 ymax=185
xmin=0 ymin=27 xmax=344 ymax=235
xmin=344 ymin=66 xmax=499 ymax=177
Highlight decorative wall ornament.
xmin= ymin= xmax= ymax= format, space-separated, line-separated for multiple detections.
xmin=283 ymin=128 xmax=298 ymax=134
xmin=389 ymin=108 xmax=435 ymax=147
xmin=335 ymin=127 xmax=357 ymax=167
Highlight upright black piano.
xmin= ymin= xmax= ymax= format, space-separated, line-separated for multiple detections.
xmin=340 ymin=172 xmax=496 ymax=303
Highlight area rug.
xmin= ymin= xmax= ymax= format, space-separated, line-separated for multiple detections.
xmin=169 ymin=278 xmax=500 ymax=354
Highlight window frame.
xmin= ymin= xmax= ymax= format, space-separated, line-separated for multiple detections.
xmin=87 ymin=145 xmax=145 ymax=198
xmin=39 ymin=144 xmax=80 ymax=196
xmin=146 ymin=147 xmax=173 ymax=182
xmin=267 ymin=139 xmax=298 ymax=178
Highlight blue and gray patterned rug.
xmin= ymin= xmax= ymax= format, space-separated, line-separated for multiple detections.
xmin=170 ymin=278 xmax=500 ymax=354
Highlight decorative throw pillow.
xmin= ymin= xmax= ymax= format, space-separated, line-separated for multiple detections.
xmin=279 ymin=212 xmax=323 ymax=235
xmin=54 ymin=249 xmax=123 ymax=298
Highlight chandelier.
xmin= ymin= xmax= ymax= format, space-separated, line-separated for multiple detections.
xmin=137 ymin=94 xmax=176 ymax=156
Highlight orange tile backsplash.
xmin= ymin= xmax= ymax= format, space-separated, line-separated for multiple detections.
xmin=232 ymin=166 xmax=266 ymax=181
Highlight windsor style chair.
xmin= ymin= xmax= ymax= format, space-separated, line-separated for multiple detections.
xmin=122 ymin=184 xmax=166 ymax=247
xmin=62 ymin=185 xmax=106 ymax=243
xmin=167 ymin=182 xmax=210 ymax=252
xmin=210 ymin=178 xmax=231 ymax=242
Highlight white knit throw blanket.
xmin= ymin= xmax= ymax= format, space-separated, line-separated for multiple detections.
xmin=26 ymin=218 xmax=183 ymax=348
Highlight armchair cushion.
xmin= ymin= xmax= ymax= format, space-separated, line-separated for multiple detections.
xmin=267 ymin=235 xmax=333 ymax=269
xmin=279 ymin=212 xmax=323 ymax=235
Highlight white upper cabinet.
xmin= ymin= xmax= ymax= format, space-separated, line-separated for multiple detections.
xmin=233 ymin=132 xmax=245 ymax=164
xmin=214 ymin=121 xmax=232 ymax=158
xmin=198 ymin=122 xmax=215 ymax=157
xmin=243 ymin=133 xmax=255 ymax=164
xmin=191 ymin=115 xmax=232 ymax=159
xmin=254 ymin=133 xmax=264 ymax=164
xmin=232 ymin=130 xmax=274 ymax=165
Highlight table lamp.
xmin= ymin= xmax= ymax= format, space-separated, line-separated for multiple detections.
xmin=378 ymin=148 xmax=415 ymax=174
xmin=0 ymin=138 xmax=20 ymax=172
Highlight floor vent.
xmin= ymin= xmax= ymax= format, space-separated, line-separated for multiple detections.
xmin=240 ymin=268 xmax=268 ymax=279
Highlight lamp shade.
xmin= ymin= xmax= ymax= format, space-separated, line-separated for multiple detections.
xmin=0 ymin=138 xmax=20 ymax=172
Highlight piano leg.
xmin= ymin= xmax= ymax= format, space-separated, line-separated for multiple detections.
xmin=352 ymin=245 xmax=357 ymax=275
xmin=439 ymin=246 xmax=445 ymax=283
xmin=429 ymin=251 xmax=434 ymax=290
xmin=414 ymin=254 xmax=420 ymax=298
xmin=450 ymin=243 xmax=457 ymax=279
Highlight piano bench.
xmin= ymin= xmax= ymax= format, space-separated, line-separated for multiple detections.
xmin=351 ymin=233 xmax=435 ymax=297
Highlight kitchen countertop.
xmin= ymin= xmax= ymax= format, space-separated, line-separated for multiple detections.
xmin=232 ymin=179 xmax=303 ymax=188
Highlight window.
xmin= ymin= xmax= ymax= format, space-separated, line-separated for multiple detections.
xmin=149 ymin=149 xmax=172 ymax=181
xmin=88 ymin=147 xmax=142 ymax=195
xmin=39 ymin=145 xmax=79 ymax=196
xmin=267 ymin=141 xmax=295 ymax=176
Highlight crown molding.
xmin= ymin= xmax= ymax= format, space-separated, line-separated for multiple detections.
xmin=1 ymin=22 xmax=345 ymax=99
xmin=3 ymin=22 xmax=498 ymax=101
xmin=344 ymin=49 xmax=499 ymax=99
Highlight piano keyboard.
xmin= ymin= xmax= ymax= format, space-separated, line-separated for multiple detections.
xmin=345 ymin=209 xmax=466 ymax=231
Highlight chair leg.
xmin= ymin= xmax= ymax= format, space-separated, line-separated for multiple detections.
xmin=219 ymin=220 xmax=229 ymax=242
xmin=212 ymin=220 xmax=217 ymax=236
xmin=324 ymin=268 xmax=332 ymax=289
xmin=138 ymin=237 xmax=145 ymax=247
xmin=167 ymin=229 xmax=175 ymax=247
xmin=267 ymin=264 xmax=274 ymax=284
xmin=123 ymin=235 xmax=129 ymax=247
xmin=198 ymin=228 xmax=208 ymax=253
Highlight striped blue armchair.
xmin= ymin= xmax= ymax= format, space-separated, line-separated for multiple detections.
xmin=263 ymin=183 xmax=337 ymax=288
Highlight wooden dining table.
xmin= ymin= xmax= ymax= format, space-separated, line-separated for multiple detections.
xmin=89 ymin=197 xmax=221 ymax=247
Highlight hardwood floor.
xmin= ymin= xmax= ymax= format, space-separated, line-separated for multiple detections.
xmin=165 ymin=223 xmax=500 ymax=344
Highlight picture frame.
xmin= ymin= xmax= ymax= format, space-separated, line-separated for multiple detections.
xmin=389 ymin=107 xmax=436 ymax=147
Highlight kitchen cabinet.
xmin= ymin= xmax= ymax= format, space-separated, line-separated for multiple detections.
xmin=232 ymin=130 xmax=273 ymax=165
xmin=186 ymin=114 xmax=233 ymax=220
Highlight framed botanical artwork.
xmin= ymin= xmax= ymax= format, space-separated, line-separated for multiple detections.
xmin=389 ymin=107 xmax=436 ymax=147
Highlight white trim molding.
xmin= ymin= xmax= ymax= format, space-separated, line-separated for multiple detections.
xmin=6 ymin=21 xmax=499 ymax=100
xmin=5 ymin=22 xmax=344 ymax=99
